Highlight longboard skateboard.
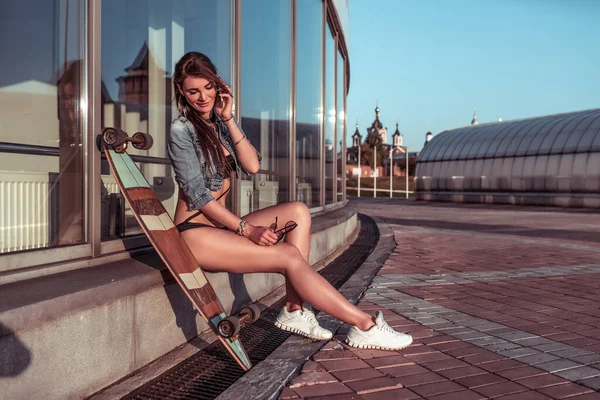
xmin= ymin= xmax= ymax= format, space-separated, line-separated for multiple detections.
xmin=100 ymin=127 xmax=256 ymax=371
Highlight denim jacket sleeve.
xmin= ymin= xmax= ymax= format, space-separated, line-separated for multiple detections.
xmin=167 ymin=119 xmax=214 ymax=210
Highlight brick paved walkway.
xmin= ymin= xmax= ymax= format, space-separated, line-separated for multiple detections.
xmin=280 ymin=200 xmax=600 ymax=399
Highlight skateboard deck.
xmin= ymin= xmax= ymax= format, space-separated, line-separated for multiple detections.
xmin=102 ymin=140 xmax=252 ymax=371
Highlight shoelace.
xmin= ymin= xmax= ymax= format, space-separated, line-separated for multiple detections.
xmin=301 ymin=310 xmax=319 ymax=327
xmin=379 ymin=320 xmax=398 ymax=336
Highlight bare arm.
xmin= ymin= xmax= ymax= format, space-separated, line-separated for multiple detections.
xmin=224 ymin=118 xmax=260 ymax=174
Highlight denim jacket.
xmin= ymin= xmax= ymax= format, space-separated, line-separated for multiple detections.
xmin=167 ymin=114 xmax=261 ymax=210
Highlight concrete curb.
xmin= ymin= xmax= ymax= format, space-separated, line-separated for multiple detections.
xmin=216 ymin=215 xmax=396 ymax=400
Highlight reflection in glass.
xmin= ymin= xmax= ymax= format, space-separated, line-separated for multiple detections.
xmin=241 ymin=0 xmax=291 ymax=213
xmin=336 ymin=50 xmax=345 ymax=201
xmin=100 ymin=0 xmax=232 ymax=238
xmin=0 ymin=0 xmax=86 ymax=253
xmin=325 ymin=27 xmax=335 ymax=204
xmin=295 ymin=0 xmax=322 ymax=208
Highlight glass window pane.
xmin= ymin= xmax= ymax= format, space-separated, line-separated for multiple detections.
xmin=101 ymin=0 xmax=233 ymax=237
xmin=0 ymin=0 xmax=86 ymax=253
xmin=336 ymin=51 xmax=345 ymax=202
xmin=241 ymin=0 xmax=291 ymax=211
xmin=324 ymin=26 xmax=335 ymax=204
xmin=295 ymin=0 xmax=322 ymax=207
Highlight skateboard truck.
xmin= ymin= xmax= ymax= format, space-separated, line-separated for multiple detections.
xmin=101 ymin=127 xmax=154 ymax=153
xmin=218 ymin=304 xmax=261 ymax=340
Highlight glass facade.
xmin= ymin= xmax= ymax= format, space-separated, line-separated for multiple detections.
xmin=336 ymin=50 xmax=345 ymax=201
xmin=324 ymin=26 xmax=335 ymax=204
xmin=241 ymin=0 xmax=291 ymax=213
xmin=100 ymin=0 xmax=233 ymax=238
xmin=295 ymin=0 xmax=323 ymax=208
xmin=0 ymin=0 xmax=87 ymax=253
xmin=0 ymin=0 xmax=350 ymax=267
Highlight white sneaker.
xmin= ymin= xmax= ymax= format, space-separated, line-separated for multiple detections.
xmin=275 ymin=307 xmax=333 ymax=341
xmin=346 ymin=311 xmax=413 ymax=350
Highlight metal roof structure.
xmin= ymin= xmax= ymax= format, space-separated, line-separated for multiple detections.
xmin=415 ymin=108 xmax=600 ymax=208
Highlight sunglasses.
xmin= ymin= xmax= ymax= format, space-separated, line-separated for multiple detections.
xmin=273 ymin=216 xmax=298 ymax=243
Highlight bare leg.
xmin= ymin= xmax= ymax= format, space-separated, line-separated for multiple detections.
xmin=181 ymin=222 xmax=376 ymax=331
xmin=242 ymin=201 xmax=310 ymax=312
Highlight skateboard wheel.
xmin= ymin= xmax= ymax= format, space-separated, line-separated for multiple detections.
xmin=240 ymin=304 xmax=261 ymax=324
xmin=218 ymin=316 xmax=241 ymax=338
xmin=102 ymin=128 xmax=127 ymax=146
xmin=132 ymin=132 xmax=154 ymax=150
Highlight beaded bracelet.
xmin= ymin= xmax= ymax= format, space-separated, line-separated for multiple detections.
xmin=236 ymin=219 xmax=248 ymax=236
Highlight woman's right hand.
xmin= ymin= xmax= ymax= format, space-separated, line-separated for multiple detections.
xmin=244 ymin=224 xmax=278 ymax=246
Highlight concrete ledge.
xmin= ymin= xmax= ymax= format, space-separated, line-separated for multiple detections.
xmin=0 ymin=206 xmax=357 ymax=400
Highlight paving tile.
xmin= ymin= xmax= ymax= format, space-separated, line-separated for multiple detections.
xmin=292 ymin=382 xmax=353 ymax=398
xmin=409 ymin=380 xmax=465 ymax=397
xmin=514 ymin=353 xmax=561 ymax=365
xmin=515 ymin=374 xmax=570 ymax=389
xmin=304 ymin=393 xmax=365 ymax=400
xmin=462 ymin=352 xmax=507 ymax=365
xmin=360 ymin=388 xmax=422 ymax=400
xmin=446 ymin=346 xmax=489 ymax=359
xmin=479 ymin=359 xmax=526 ymax=373
xmin=495 ymin=366 xmax=547 ymax=380
xmin=395 ymin=372 xmax=446 ymax=387
xmin=303 ymin=361 xmax=326 ymax=373
xmin=364 ymin=355 xmax=414 ymax=369
xmin=382 ymin=364 xmax=431 ymax=378
xmin=538 ymin=382 xmax=594 ymax=399
xmin=344 ymin=377 xmax=403 ymax=395
xmin=427 ymin=390 xmax=487 ymax=400
xmin=420 ymin=358 xmax=470 ymax=371
xmin=577 ymin=376 xmax=600 ymax=391
xmin=279 ymin=387 xmax=300 ymax=399
xmin=290 ymin=372 xmax=339 ymax=388
xmin=313 ymin=350 xmax=359 ymax=361
xmin=437 ymin=365 xmax=488 ymax=380
xmin=320 ymin=359 xmax=371 ymax=372
xmin=553 ymin=366 xmax=600 ymax=381
xmin=455 ymin=373 xmax=507 ymax=389
xmin=349 ymin=349 xmax=397 ymax=359
xmin=494 ymin=390 xmax=552 ymax=399
xmin=330 ymin=368 xmax=385 ymax=383
xmin=473 ymin=381 xmax=529 ymax=398
xmin=567 ymin=393 xmax=600 ymax=400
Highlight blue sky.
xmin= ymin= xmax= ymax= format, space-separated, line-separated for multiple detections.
xmin=346 ymin=0 xmax=600 ymax=152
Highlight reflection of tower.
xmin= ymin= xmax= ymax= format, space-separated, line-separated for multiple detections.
xmin=116 ymin=42 xmax=172 ymax=108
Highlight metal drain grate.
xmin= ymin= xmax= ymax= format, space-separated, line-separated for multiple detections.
xmin=121 ymin=214 xmax=378 ymax=400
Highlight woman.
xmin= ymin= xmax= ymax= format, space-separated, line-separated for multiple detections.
xmin=167 ymin=51 xmax=412 ymax=350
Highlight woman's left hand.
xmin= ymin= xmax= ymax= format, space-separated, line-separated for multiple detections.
xmin=214 ymin=85 xmax=233 ymax=121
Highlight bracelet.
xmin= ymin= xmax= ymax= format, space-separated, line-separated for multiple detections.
xmin=236 ymin=219 xmax=248 ymax=236
xmin=222 ymin=115 xmax=234 ymax=124
xmin=234 ymin=136 xmax=246 ymax=146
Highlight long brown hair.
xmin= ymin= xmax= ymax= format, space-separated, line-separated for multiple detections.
xmin=173 ymin=52 xmax=232 ymax=175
